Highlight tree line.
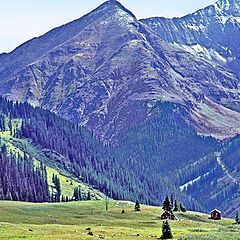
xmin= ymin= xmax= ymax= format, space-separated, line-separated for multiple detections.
xmin=0 ymin=144 xmax=49 ymax=202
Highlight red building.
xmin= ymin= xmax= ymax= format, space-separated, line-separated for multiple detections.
xmin=210 ymin=209 xmax=222 ymax=220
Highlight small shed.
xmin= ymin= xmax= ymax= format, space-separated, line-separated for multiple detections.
xmin=210 ymin=209 xmax=222 ymax=220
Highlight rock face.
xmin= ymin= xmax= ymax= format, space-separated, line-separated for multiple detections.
xmin=141 ymin=0 xmax=240 ymax=74
xmin=0 ymin=0 xmax=240 ymax=142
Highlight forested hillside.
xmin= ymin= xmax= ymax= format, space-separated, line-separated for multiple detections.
xmin=0 ymin=145 xmax=49 ymax=202
xmin=0 ymin=97 xmax=157 ymax=203
xmin=0 ymin=97 xmax=225 ymax=211
xmin=1 ymin=97 xmax=239 ymax=216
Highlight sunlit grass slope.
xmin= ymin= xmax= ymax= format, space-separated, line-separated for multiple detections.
xmin=0 ymin=200 xmax=239 ymax=240
xmin=0 ymin=117 xmax=103 ymax=200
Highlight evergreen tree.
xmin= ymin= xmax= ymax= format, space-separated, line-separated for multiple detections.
xmin=52 ymin=175 xmax=61 ymax=202
xmin=160 ymin=221 xmax=173 ymax=239
xmin=235 ymin=212 xmax=239 ymax=224
xmin=135 ymin=200 xmax=141 ymax=211
xmin=8 ymin=118 xmax=13 ymax=135
xmin=163 ymin=196 xmax=172 ymax=211
xmin=179 ymin=203 xmax=186 ymax=212
xmin=170 ymin=194 xmax=174 ymax=209
xmin=87 ymin=191 xmax=91 ymax=200
xmin=73 ymin=188 xmax=79 ymax=201
xmin=173 ymin=200 xmax=179 ymax=212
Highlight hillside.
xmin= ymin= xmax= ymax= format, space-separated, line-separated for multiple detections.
xmin=0 ymin=126 xmax=103 ymax=202
xmin=0 ymin=200 xmax=239 ymax=240
xmin=1 ymin=97 xmax=240 ymax=216
xmin=0 ymin=107 xmax=103 ymax=201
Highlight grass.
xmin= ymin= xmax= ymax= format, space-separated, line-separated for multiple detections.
xmin=0 ymin=200 xmax=239 ymax=240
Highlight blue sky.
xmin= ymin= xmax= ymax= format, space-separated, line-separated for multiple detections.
xmin=0 ymin=0 xmax=216 ymax=53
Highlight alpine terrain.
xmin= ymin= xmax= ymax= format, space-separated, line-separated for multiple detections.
xmin=0 ymin=0 xmax=239 ymax=219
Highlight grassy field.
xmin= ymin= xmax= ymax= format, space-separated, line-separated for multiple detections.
xmin=0 ymin=200 xmax=239 ymax=240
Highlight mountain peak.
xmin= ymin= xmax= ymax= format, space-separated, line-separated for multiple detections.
xmin=96 ymin=0 xmax=136 ymax=19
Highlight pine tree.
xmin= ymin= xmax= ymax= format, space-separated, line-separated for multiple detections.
xmin=52 ymin=175 xmax=61 ymax=202
xmin=235 ymin=212 xmax=239 ymax=224
xmin=163 ymin=196 xmax=171 ymax=211
xmin=87 ymin=191 xmax=91 ymax=200
xmin=160 ymin=221 xmax=173 ymax=239
xmin=135 ymin=200 xmax=141 ymax=211
xmin=173 ymin=200 xmax=179 ymax=212
xmin=179 ymin=203 xmax=186 ymax=212
xmin=170 ymin=194 xmax=174 ymax=209
xmin=8 ymin=118 xmax=13 ymax=135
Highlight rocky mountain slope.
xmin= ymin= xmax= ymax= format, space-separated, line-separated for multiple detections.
xmin=0 ymin=0 xmax=239 ymax=142
xmin=142 ymin=0 xmax=240 ymax=74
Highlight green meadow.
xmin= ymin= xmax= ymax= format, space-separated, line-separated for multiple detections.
xmin=0 ymin=200 xmax=239 ymax=240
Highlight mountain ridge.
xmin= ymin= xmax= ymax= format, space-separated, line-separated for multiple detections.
xmin=0 ymin=0 xmax=240 ymax=217
xmin=0 ymin=0 xmax=239 ymax=141
xmin=141 ymin=0 xmax=240 ymax=74
xmin=0 ymin=0 xmax=135 ymax=81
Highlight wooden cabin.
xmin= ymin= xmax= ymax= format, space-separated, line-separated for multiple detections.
xmin=210 ymin=209 xmax=222 ymax=220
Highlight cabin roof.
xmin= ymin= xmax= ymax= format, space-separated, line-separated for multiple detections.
xmin=211 ymin=209 xmax=221 ymax=213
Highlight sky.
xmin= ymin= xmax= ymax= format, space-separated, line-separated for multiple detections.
xmin=0 ymin=0 xmax=216 ymax=53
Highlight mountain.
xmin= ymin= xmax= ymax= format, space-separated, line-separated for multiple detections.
xmin=0 ymin=97 xmax=218 ymax=209
xmin=0 ymin=0 xmax=239 ymax=142
xmin=0 ymin=0 xmax=240 ymax=216
xmin=1 ymin=97 xmax=240 ymax=216
xmin=141 ymin=0 xmax=240 ymax=74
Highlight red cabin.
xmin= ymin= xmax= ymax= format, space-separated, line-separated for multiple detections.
xmin=210 ymin=209 xmax=222 ymax=220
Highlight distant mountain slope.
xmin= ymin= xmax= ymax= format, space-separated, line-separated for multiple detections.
xmin=0 ymin=97 xmax=239 ymax=215
xmin=141 ymin=0 xmax=240 ymax=74
xmin=1 ymin=97 xmax=239 ymax=215
xmin=180 ymin=134 xmax=240 ymax=217
xmin=0 ymin=98 xmax=216 ymax=209
xmin=0 ymin=0 xmax=239 ymax=142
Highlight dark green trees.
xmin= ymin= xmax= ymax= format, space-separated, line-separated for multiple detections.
xmin=163 ymin=196 xmax=171 ymax=212
xmin=161 ymin=220 xmax=173 ymax=239
xmin=0 ymin=145 xmax=50 ymax=202
xmin=0 ymin=115 xmax=5 ymax=131
xmin=235 ymin=212 xmax=240 ymax=224
xmin=173 ymin=200 xmax=179 ymax=212
xmin=179 ymin=203 xmax=187 ymax=213
xmin=135 ymin=200 xmax=141 ymax=211
xmin=52 ymin=174 xmax=61 ymax=202
xmin=73 ymin=187 xmax=82 ymax=201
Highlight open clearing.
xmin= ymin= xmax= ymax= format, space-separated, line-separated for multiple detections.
xmin=0 ymin=200 xmax=239 ymax=240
